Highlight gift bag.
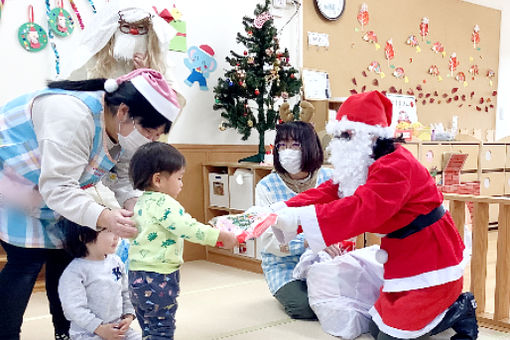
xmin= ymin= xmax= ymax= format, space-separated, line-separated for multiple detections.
xmin=294 ymin=246 xmax=384 ymax=340
xmin=209 ymin=211 xmax=278 ymax=244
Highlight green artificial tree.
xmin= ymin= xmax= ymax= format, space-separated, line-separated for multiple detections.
xmin=213 ymin=0 xmax=302 ymax=163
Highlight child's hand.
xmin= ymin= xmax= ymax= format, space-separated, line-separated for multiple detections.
xmin=94 ymin=323 xmax=125 ymax=340
xmin=218 ymin=230 xmax=238 ymax=250
xmin=118 ymin=314 xmax=135 ymax=332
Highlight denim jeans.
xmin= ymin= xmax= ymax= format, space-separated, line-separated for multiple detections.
xmin=0 ymin=240 xmax=72 ymax=340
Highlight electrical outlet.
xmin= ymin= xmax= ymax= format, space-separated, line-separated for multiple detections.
xmin=272 ymin=0 xmax=287 ymax=8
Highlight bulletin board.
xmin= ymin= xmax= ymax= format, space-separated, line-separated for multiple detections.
xmin=303 ymin=0 xmax=501 ymax=138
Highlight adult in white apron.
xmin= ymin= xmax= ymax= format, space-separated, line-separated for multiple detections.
xmin=0 ymin=68 xmax=180 ymax=340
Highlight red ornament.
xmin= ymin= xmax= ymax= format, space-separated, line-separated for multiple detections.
xmin=243 ymin=51 xmax=247 ymax=56
xmin=254 ymin=88 xmax=260 ymax=95
xmin=290 ymin=74 xmax=295 ymax=79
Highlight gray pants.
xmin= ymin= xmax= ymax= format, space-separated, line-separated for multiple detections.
xmin=274 ymin=280 xmax=317 ymax=320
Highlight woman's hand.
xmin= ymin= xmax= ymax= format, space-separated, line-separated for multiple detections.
xmin=133 ymin=52 xmax=148 ymax=69
xmin=97 ymin=208 xmax=138 ymax=238
xmin=324 ymin=243 xmax=344 ymax=258
xmin=217 ymin=230 xmax=238 ymax=250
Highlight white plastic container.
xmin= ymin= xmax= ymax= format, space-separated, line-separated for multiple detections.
xmin=208 ymin=173 xmax=229 ymax=208
xmin=229 ymin=169 xmax=254 ymax=210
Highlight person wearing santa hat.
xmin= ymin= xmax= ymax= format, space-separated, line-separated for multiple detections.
xmin=57 ymin=10 xmax=68 ymax=33
xmin=28 ymin=25 xmax=41 ymax=49
xmin=0 ymin=68 xmax=180 ymax=340
xmin=270 ymin=90 xmax=478 ymax=339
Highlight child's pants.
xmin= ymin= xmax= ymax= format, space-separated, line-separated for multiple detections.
xmin=129 ymin=270 xmax=180 ymax=340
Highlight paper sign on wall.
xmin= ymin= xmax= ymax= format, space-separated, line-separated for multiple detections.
xmin=307 ymin=32 xmax=330 ymax=48
xmin=302 ymin=69 xmax=331 ymax=100
xmin=386 ymin=93 xmax=417 ymax=129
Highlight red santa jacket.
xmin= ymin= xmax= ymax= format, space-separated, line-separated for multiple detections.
xmin=285 ymin=145 xmax=467 ymax=293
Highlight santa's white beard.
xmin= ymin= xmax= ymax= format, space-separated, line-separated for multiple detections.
xmin=112 ymin=30 xmax=148 ymax=61
xmin=327 ymin=132 xmax=375 ymax=197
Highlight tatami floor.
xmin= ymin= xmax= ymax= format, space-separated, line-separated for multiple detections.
xmin=21 ymin=260 xmax=509 ymax=340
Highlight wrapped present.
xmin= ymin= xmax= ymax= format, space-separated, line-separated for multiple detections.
xmin=209 ymin=211 xmax=278 ymax=244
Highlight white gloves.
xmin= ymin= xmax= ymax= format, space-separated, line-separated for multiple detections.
xmin=272 ymin=207 xmax=300 ymax=244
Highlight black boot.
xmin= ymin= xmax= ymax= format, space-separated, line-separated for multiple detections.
xmin=429 ymin=292 xmax=478 ymax=340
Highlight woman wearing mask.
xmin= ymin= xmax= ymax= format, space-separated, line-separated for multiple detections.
xmin=255 ymin=121 xmax=337 ymax=319
xmin=0 ymin=68 xmax=180 ymax=340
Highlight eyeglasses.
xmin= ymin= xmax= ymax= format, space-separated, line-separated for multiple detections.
xmin=118 ymin=22 xmax=150 ymax=35
xmin=276 ymin=141 xmax=301 ymax=151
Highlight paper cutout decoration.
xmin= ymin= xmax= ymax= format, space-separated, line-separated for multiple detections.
xmin=0 ymin=0 xmax=4 ymax=20
xmin=393 ymin=67 xmax=408 ymax=83
xmin=420 ymin=17 xmax=429 ymax=41
xmin=368 ymin=61 xmax=385 ymax=78
xmin=428 ymin=65 xmax=443 ymax=81
xmin=166 ymin=5 xmax=187 ymax=52
xmin=68 ymin=0 xmax=84 ymax=30
xmin=254 ymin=11 xmax=272 ymax=29
xmin=184 ymin=45 xmax=217 ymax=91
xmin=362 ymin=30 xmax=380 ymax=50
xmin=48 ymin=1 xmax=74 ymax=37
xmin=431 ymin=41 xmax=445 ymax=57
xmin=456 ymin=72 xmax=466 ymax=82
xmin=357 ymin=3 xmax=369 ymax=31
xmin=308 ymin=32 xmax=330 ymax=48
xmin=209 ymin=211 xmax=278 ymax=244
xmin=384 ymin=39 xmax=394 ymax=67
xmin=18 ymin=5 xmax=48 ymax=52
xmin=448 ymin=53 xmax=459 ymax=76
xmin=487 ymin=69 xmax=495 ymax=86
xmin=472 ymin=25 xmax=480 ymax=49
xmin=406 ymin=35 xmax=421 ymax=53
xmin=469 ymin=65 xmax=479 ymax=79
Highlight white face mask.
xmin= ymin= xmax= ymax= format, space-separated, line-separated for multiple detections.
xmin=118 ymin=120 xmax=152 ymax=158
xmin=279 ymin=149 xmax=302 ymax=175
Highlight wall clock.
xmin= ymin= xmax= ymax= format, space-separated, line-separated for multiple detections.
xmin=314 ymin=0 xmax=345 ymax=21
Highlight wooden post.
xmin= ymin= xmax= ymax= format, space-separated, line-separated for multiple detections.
xmin=471 ymin=202 xmax=489 ymax=314
xmin=366 ymin=233 xmax=381 ymax=246
xmin=450 ymin=200 xmax=466 ymax=241
xmin=494 ymin=203 xmax=510 ymax=320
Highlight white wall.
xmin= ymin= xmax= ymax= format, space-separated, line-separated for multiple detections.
xmin=1 ymin=0 xmax=508 ymax=143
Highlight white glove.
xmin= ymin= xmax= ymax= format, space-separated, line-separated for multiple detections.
xmin=271 ymin=207 xmax=300 ymax=244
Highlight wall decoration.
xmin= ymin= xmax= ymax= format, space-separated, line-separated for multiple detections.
xmin=393 ymin=67 xmax=408 ymax=83
xmin=357 ymin=3 xmax=369 ymax=31
xmin=308 ymin=32 xmax=330 ymax=48
xmin=468 ymin=65 xmax=479 ymax=80
xmin=428 ymin=65 xmax=442 ymax=81
xmin=431 ymin=41 xmax=445 ymax=56
xmin=419 ymin=17 xmax=429 ymax=42
xmin=18 ymin=5 xmax=48 ymax=52
xmin=455 ymin=72 xmax=468 ymax=87
xmin=448 ymin=53 xmax=459 ymax=77
xmin=486 ymin=69 xmax=495 ymax=86
xmin=314 ymin=0 xmax=345 ymax=21
xmin=368 ymin=61 xmax=385 ymax=78
xmin=362 ymin=31 xmax=380 ymax=50
xmin=472 ymin=25 xmax=480 ymax=49
xmin=406 ymin=35 xmax=421 ymax=53
xmin=166 ymin=5 xmax=187 ymax=53
xmin=48 ymin=0 xmax=74 ymax=37
xmin=254 ymin=11 xmax=272 ymax=28
xmin=184 ymin=45 xmax=217 ymax=91
xmin=384 ymin=39 xmax=394 ymax=67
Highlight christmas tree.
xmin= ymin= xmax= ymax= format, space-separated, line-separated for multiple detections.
xmin=213 ymin=0 xmax=302 ymax=163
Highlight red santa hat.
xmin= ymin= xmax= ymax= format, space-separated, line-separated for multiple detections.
xmin=199 ymin=44 xmax=215 ymax=56
xmin=104 ymin=68 xmax=180 ymax=122
xmin=326 ymin=90 xmax=394 ymax=139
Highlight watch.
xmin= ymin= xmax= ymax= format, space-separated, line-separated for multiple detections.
xmin=314 ymin=0 xmax=345 ymax=21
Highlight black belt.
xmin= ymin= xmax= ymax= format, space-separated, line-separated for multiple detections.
xmin=386 ymin=205 xmax=446 ymax=239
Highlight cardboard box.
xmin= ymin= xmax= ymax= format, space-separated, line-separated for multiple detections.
xmin=209 ymin=173 xmax=229 ymax=208
xmin=229 ymin=169 xmax=254 ymax=210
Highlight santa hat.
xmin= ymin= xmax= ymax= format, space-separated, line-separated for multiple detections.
xmin=199 ymin=44 xmax=215 ymax=56
xmin=105 ymin=68 xmax=180 ymax=122
xmin=326 ymin=90 xmax=394 ymax=139
xmin=29 ymin=25 xmax=37 ymax=32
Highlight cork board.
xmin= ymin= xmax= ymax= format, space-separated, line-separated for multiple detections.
xmin=303 ymin=0 xmax=500 ymax=138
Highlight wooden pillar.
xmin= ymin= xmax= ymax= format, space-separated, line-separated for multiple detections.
xmin=494 ymin=204 xmax=510 ymax=320
xmin=471 ymin=202 xmax=489 ymax=314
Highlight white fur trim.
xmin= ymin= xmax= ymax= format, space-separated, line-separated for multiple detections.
xmin=130 ymin=75 xmax=180 ymax=122
xmin=297 ymin=205 xmax=327 ymax=252
xmin=369 ymin=305 xmax=447 ymax=338
xmin=104 ymin=78 xmax=119 ymax=93
xmin=326 ymin=116 xmax=394 ymax=139
xmin=270 ymin=201 xmax=288 ymax=212
xmin=382 ymin=247 xmax=470 ymax=292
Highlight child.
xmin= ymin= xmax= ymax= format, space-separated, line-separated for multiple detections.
xmin=58 ymin=220 xmax=140 ymax=340
xmin=127 ymin=142 xmax=238 ymax=339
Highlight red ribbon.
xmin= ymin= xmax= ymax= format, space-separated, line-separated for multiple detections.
xmin=152 ymin=6 xmax=174 ymax=23
xmin=28 ymin=4 xmax=34 ymax=23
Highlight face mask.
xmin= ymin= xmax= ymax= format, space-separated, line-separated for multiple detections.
xmin=118 ymin=120 xmax=152 ymax=158
xmin=279 ymin=149 xmax=302 ymax=175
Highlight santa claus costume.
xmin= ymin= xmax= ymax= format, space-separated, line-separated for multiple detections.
xmin=271 ymin=91 xmax=478 ymax=339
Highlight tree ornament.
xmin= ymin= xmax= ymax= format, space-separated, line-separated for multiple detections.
xmin=18 ymin=5 xmax=48 ymax=52
xmin=254 ymin=88 xmax=260 ymax=96
xmin=247 ymin=120 xmax=253 ymax=127
xmin=265 ymin=48 xmax=273 ymax=56
xmin=254 ymin=11 xmax=272 ymax=29
xmin=243 ymin=50 xmax=248 ymax=56
xmin=247 ymin=56 xmax=254 ymax=64
xmin=281 ymin=91 xmax=289 ymax=99
xmin=247 ymin=30 xmax=253 ymax=36
xmin=48 ymin=0 xmax=74 ymax=37
xmin=219 ymin=123 xmax=227 ymax=131
xmin=0 ymin=0 xmax=5 ymax=20
xmin=290 ymin=74 xmax=295 ymax=79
